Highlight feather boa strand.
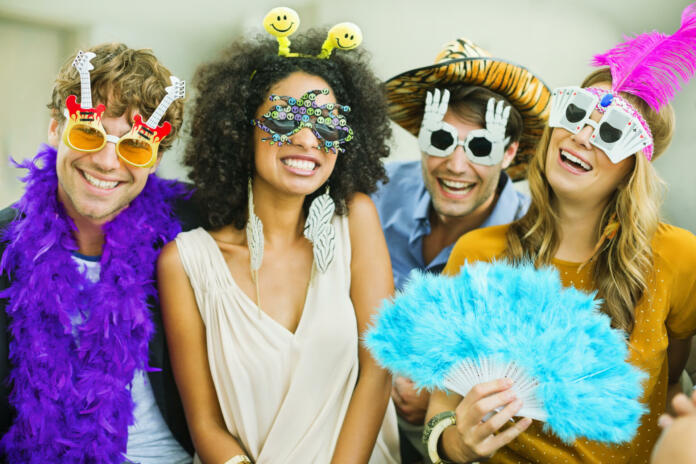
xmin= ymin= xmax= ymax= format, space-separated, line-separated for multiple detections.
xmin=0 ymin=144 xmax=184 ymax=463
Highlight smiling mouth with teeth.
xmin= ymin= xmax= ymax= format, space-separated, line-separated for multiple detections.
xmin=560 ymin=150 xmax=592 ymax=172
xmin=83 ymin=171 xmax=119 ymax=189
xmin=282 ymin=158 xmax=318 ymax=171
xmin=439 ymin=178 xmax=475 ymax=194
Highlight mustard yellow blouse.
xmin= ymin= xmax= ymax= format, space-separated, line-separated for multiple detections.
xmin=443 ymin=223 xmax=696 ymax=464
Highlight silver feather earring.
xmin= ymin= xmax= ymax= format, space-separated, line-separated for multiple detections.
xmin=246 ymin=178 xmax=263 ymax=309
xmin=304 ymin=186 xmax=336 ymax=273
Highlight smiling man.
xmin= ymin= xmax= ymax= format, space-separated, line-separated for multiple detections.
xmin=371 ymin=38 xmax=550 ymax=462
xmin=0 ymin=43 xmax=197 ymax=463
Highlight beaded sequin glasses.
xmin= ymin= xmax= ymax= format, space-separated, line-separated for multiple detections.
xmin=251 ymin=89 xmax=354 ymax=153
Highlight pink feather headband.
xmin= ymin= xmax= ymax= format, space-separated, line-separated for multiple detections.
xmin=588 ymin=3 xmax=696 ymax=159
xmin=592 ymin=3 xmax=696 ymax=113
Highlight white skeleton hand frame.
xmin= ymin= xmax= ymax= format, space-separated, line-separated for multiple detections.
xmin=463 ymin=98 xmax=511 ymax=166
xmin=418 ymin=89 xmax=511 ymax=166
xmin=418 ymin=89 xmax=453 ymax=157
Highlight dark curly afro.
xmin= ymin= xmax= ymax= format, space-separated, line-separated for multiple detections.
xmin=184 ymin=28 xmax=392 ymax=230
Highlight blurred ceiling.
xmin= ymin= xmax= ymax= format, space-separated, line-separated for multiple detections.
xmin=0 ymin=0 xmax=685 ymax=33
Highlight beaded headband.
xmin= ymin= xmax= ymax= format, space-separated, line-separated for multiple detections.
xmin=585 ymin=87 xmax=654 ymax=160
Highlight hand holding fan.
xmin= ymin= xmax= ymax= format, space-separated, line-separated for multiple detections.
xmin=365 ymin=261 xmax=646 ymax=444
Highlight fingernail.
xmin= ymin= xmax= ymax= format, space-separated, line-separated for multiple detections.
xmin=521 ymin=417 xmax=533 ymax=427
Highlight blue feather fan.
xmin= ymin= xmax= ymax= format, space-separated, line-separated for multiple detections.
xmin=364 ymin=261 xmax=647 ymax=444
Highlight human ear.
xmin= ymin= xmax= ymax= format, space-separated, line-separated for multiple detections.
xmin=47 ymin=118 xmax=61 ymax=148
xmin=501 ymin=141 xmax=519 ymax=169
xmin=149 ymin=151 xmax=164 ymax=173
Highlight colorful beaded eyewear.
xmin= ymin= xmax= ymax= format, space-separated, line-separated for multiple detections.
xmin=251 ymin=89 xmax=354 ymax=153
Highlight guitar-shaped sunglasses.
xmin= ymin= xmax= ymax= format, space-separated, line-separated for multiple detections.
xmin=63 ymin=50 xmax=185 ymax=168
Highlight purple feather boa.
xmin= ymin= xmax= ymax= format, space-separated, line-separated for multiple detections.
xmin=0 ymin=144 xmax=184 ymax=463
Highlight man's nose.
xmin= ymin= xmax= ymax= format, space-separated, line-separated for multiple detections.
xmin=89 ymin=139 xmax=122 ymax=171
xmin=444 ymin=144 xmax=471 ymax=174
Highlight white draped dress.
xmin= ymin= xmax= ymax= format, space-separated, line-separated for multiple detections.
xmin=175 ymin=214 xmax=399 ymax=463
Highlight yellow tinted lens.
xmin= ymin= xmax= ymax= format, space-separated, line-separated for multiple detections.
xmin=117 ymin=138 xmax=154 ymax=166
xmin=67 ymin=125 xmax=105 ymax=151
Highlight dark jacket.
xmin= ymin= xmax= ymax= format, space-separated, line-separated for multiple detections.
xmin=0 ymin=195 xmax=200 ymax=457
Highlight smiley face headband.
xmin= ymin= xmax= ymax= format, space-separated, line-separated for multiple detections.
xmin=262 ymin=7 xmax=363 ymax=58
xmin=251 ymin=89 xmax=353 ymax=153
xmin=62 ymin=50 xmax=185 ymax=168
xmin=418 ymin=88 xmax=511 ymax=166
xmin=549 ymin=87 xmax=653 ymax=163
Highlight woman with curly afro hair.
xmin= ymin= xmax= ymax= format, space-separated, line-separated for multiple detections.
xmin=157 ymin=26 xmax=400 ymax=464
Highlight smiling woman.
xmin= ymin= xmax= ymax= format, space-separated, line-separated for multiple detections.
xmin=522 ymin=69 xmax=673 ymax=325
xmin=251 ymin=73 xmax=341 ymax=195
xmin=156 ymin=23 xmax=400 ymax=464
xmin=183 ymin=28 xmax=390 ymax=231
xmin=424 ymin=6 xmax=696 ymax=462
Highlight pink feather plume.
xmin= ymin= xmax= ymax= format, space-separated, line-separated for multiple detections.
xmin=592 ymin=3 xmax=696 ymax=112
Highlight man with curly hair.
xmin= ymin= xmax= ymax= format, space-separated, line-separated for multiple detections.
xmin=371 ymin=38 xmax=550 ymax=462
xmin=0 ymin=43 xmax=196 ymax=463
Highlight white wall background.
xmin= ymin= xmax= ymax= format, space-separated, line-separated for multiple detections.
xmin=1 ymin=0 xmax=694 ymax=231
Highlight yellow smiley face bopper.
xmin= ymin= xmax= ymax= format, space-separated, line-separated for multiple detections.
xmin=263 ymin=7 xmax=363 ymax=59
xmin=63 ymin=50 xmax=185 ymax=168
xmin=317 ymin=23 xmax=363 ymax=58
xmin=263 ymin=7 xmax=300 ymax=57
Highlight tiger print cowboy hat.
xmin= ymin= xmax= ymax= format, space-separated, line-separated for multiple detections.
xmin=385 ymin=38 xmax=551 ymax=181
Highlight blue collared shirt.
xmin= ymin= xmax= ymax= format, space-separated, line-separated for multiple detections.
xmin=372 ymin=160 xmax=530 ymax=291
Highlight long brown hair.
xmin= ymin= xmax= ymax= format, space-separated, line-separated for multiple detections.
xmin=504 ymin=68 xmax=675 ymax=332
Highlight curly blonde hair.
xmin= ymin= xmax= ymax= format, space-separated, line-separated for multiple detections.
xmin=47 ymin=42 xmax=184 ymax=153
xmin=505 ymin=68 xmax=675 ymax=332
